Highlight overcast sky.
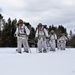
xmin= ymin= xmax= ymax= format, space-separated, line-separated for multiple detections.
xmin=0 ymin=0 xmax=75 ymax=33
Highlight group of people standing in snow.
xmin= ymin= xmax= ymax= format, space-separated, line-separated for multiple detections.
xmin=14 ymin=19 xmax=68 ymax=53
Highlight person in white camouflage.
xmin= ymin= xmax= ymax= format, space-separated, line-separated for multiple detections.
xmin=59 ymin=33 xmax=68 ymax=50
xmin=57 ymin=37 xmax=61 ymax=50
xmin=14 ymin=19 xmax=30 ymax=53
xmin=48 ymin=30 xmax=57 ymax=51
xmin=35 ymin=23 xmax=48 ymax=53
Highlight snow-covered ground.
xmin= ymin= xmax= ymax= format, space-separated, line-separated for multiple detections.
xmin=0 ymin=48 xmax=75 ymax=75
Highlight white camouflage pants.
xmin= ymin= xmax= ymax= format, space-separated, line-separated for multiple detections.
xmin=17 ymin=37 xmax=29 ymax=52
xmin=49 ymin=40 xmax=56 ymax=50
xmin=60 ymin=42 xmax=66 ymax=50
xmin=38 ymin=38 xmax=47 ymax=52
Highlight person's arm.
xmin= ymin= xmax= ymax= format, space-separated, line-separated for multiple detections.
xmin=54 ymin=34 xmax=57 ymax=40
xmin=25 ymin=26 xmax=30 ymax=35
xmin=65 ymin=36 xmax=68 ymax=41
xmin=44 ymin=28 xmax=48 ymax=38
xmin=35 ymin=29 xmax=38 ymax=38
xmin=14 ymin=28 xmax=18 ymax=37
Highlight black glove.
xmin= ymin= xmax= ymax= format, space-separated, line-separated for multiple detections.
xmin=14 ymin=34 xmax=16 ymax=37
xmin=46 ymin=37 xmax=49 ymax=39
xmin=18 ymin=34 xmax=20 ymax=37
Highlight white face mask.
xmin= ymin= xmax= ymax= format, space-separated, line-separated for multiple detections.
xmin=19 ymin=24 xmax=23 ymax=28
xmin=39 ymin=26 xmax=43 ymax=30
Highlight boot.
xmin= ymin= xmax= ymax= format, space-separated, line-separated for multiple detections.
xmin=18 ymin=51 xmax=22 ymax=54
xmin=38 ymin=51 xmax=42 ymax=53
xmin=24 ymin=50 xmax=29 ymax=53
xmin=43 ymin=49 xmax=47 ymax=53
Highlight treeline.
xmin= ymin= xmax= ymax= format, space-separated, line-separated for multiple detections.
xmin=0 ymin=18 xmax=17 ymax=47
xmin=0 ymin=19 xmax=67 ymax=47
xmin=68 ymin=35 xmax=75 ymax=47
xmin=0 ymin=14 xmax=75 ymax=47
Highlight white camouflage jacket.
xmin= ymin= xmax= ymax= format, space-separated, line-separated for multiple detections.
xmin=15 ymin=24 xmax=30 ymax=38
xmin=35 ymin=28 xmax=48 ymax=38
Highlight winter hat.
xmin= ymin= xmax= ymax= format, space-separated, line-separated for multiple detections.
xmin=50 ymin=30 xmax=54 ymax=33
xmin=61 ymin=33 xmax=65 ymax=36
xmin=18 ymin=19 xmax=23 ymax=24
xmin=38 ymin=23 xmax=42 ymax=27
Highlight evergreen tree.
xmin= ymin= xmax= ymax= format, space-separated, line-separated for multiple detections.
xmin=69 ymin=35 xmax=75 ymax=47
xmin=1 ymin=18 xmax=17 ymax=47
xmin=28 ymin=27 xmax=36 ymax=47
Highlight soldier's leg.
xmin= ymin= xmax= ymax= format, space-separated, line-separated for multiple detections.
xmin=61 ymin=43 xmax=63 ymax=50
xmin=48 ymin=41 xmax=51 ymax=51
xmin=50 ymin=41 xmax=56 ymax=51
xmin=42 ymin=40 xmax=47 ymax=53
xmin=50 ymin=41 xmax=53 ymax=51
xmin=52 ymin=41 xmax=56 ymax=51
xmin=63 ymin=43 xmax=66 ymax=50
xmin=23 ymin=39 xmax=29 ymax=53
xmin=38 ymin=39 xmax=42 ymax=53
xmin=17 ymin=38 xmax=22 ymax=53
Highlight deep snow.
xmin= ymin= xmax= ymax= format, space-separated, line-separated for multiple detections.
xmin=0 ymin=48 xmax=75 ymax=75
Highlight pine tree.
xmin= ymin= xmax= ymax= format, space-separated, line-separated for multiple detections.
xmin=1 ymin=18 xmax=17 ymax=47
xmin=28 ymin=27 xmax=36 ymax=47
